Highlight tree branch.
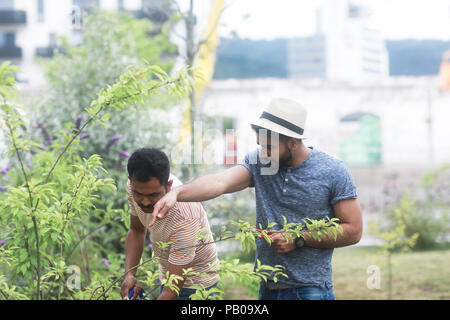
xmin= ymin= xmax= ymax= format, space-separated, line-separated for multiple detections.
xmin=3 ymin=105 xmax=42 ymax=300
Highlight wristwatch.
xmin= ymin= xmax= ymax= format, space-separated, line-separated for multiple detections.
xmin=295 ymin=236 xmax=306 ymax=248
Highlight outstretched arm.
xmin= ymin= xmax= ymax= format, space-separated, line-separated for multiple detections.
xmin=149 ymin=165 xmax=251 ymax=227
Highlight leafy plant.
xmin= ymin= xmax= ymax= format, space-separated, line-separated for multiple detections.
xmin=379 ymin=166 xmax=450 ymax=251
xmin=29 ymin=10 xmax=182 ymax=215
xmin=88 ymin=216 xmax=342 ymax=300
xmin=0 ymin=61 xmax=191 ymax=300
xmin=1 ymin=53 xmax=345 ymax=300
xmin=369 ymin=192 xmax=419 ymax=299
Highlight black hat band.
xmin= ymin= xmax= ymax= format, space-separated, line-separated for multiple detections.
xmin=259 ymin=112 xmax=304 ymax=135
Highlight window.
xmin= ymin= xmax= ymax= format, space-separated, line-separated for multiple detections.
xmin=5 ymin=33 xmax=14 ymax=46
xmin=0 ymin=33 xmax=5 ymax=47
xmin=348 ymin=4 xmax=361 ymax=18
xmin=0 ymin=33 xmax=15 ymax=47
xmin=73 ymin=0 xmax=99 ymax=10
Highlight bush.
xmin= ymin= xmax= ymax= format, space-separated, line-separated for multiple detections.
xmin=0 ymin=60 xmax=191 ymax=300
xmin=378 ymin=165 xmax=450 ymax=251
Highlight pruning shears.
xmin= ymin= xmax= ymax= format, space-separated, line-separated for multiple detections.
xmin=128 ymin=285 xmax=145 ymax=300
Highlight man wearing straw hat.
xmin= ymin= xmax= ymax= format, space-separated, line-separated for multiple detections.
xmin=151 ymin=98 xmax=362 ymax=300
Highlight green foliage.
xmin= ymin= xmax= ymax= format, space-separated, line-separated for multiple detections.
xmin=303 ymin=217 xmax=343 ymax=241
xmin=231 ymin=217 xmax=343 ymax=253
xmin=369 ymin=191 xmax=420 ymax=299
xmin=379 ymin=165 xmax=450 ymax=251
xmin=160 ymin=271 xmax=184 ymax=295
xmin=418 ymin=164 xmax=450 ymax=249
xmin=1 ymin=50 xmax=345 ymax=300
xmin=0 ymin=60 xmax=190 ymax=300
xmin=29 ymin=10 xmax=184 ymax=214
xmin=367 ymin=164 xmax=450 ymax=299
xmin=85 ymin=215 xmax=342 ymax=300
xmin=188 ymin=284 xmax=224 ymax=300
xmin=370 ymin=193 xmax=419 ymax=254
xmin=155 ymin=241 xmax=174 ymax=251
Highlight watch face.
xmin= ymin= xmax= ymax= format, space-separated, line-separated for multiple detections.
xmin=296 ymin=237 xmax=305 ymax=248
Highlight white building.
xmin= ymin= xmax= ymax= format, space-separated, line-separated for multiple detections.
xmin=288 ymin=0 xmax=389 ymax=82
xmin=0 ymin=0 xmax=165 ymax=86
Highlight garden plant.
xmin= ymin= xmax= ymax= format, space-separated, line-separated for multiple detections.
xmin=0 ymin=60 xmax=344 ymax=300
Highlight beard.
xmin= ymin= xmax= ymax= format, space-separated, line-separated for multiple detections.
xmin=260 ymin=145 xmax=292 ymax=169
xmin=137 ymin=185 xmax=169 ymax=214
xmin=138 ymin=203 xmax=154 ymax=213
xmin=279 ymin=147 xmax=293 ymax=168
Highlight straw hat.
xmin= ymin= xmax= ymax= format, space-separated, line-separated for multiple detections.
xmin=251 ymin=98 xmax=308 ymax=140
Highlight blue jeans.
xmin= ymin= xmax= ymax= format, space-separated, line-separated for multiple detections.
xmin=159 ymin=283 xmax=218 ymax=300
xmin=259 ymin=283 xmax=335 ymax=300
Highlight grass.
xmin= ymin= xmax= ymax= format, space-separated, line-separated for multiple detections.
xmin=223 ymin=246 xmax=450 ymax=300
xmin=332 ymin=246 xmax=450 ymax=300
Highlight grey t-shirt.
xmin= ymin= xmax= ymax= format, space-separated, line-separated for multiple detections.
xmin=240 ymin=147 xmax=358 ymax=288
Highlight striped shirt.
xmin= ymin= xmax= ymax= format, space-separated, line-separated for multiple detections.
xmin=126 ymin=176 xmax=219 ymax=288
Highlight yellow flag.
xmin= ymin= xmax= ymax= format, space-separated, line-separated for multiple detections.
xmin=178 ymin=0 xmax=225 ymax=149
xmin=439 ymin=50 xmax=450 ymax=91
xmin=194 ymin=0 xmax=225 ymax=97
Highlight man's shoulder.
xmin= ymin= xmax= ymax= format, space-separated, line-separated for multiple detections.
xmin=309 ymin=149 xmax=353 ymax=183
xmin=242 ymin=149 xmax=260 ymax=166
xmin=171 ymin=201 xmax=205 ymax=221
xmin=311 ymin=149 xmax=346 ymax=170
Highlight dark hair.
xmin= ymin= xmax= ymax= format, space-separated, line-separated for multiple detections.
xmin=127 ymin=148 xmax=170 ymax=186
xmin=250 ymin=124 xmax=301 ymax=143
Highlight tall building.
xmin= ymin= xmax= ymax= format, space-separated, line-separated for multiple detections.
xmin=0 ymin=0 xmax=169 ymax=86
xmin=288 ymin=0 xmax=389 ymax=82
xmin=0 ymin=0 xmax=27 ymax=72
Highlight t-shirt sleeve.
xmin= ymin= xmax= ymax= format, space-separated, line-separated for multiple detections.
xmin=329 ymin=161 xmax=358 ymax=205
xmin=168 ymin=218 xmax=201 ymax=266
xmin=239 ymin=151 xmax=256 ymax=188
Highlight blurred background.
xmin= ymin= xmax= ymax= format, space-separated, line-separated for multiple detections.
xmin=0 ymin=0 xmax=449 ymax=300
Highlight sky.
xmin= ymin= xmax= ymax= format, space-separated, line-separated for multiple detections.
xmin=216 ymin=0 xmax=450 ymax=41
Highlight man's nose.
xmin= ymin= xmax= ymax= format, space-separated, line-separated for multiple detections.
xmin=141 ymin=197 xmax=152 ymax=206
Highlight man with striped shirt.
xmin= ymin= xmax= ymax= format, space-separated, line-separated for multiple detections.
xmin=120 ymin=148 xmax=219 ymax=300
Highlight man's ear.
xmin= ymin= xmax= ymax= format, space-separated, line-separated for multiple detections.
xmin=288 ymin=138 xmax=298 ymax=150
xmin=166 ymin=179 xmax=173 ymax=192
